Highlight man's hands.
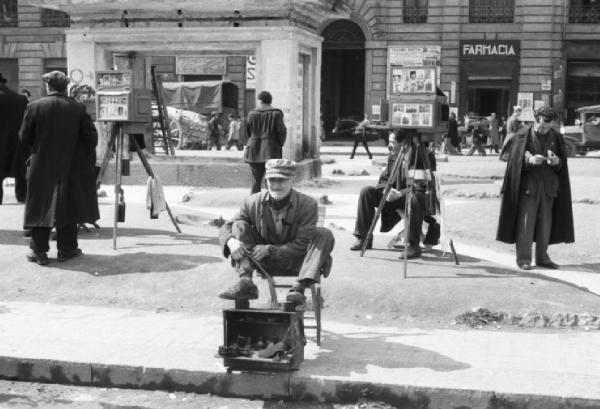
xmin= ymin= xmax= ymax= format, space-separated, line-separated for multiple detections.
xmin=251 ymin=245 xmax=270 ymax=261
xmin=547 ymin=150 xmax=560 ymax=166
xmin=227 ymin=237 xmax=246 ymax=261
xmin=227 ymin=238 xmax=271 ymax=261
xmin=386 ymin=188 xmax=406 ymax=202
xmin=528 ymin=154 xmax=546 ymax=166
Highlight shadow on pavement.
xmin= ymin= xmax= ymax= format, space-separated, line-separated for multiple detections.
xmin=308 ymin=331 xmax=471 ymax=374
xmin=0 ymin=229 xmax=29 ymax=246
xmin=49 ymin=251 xmax=221 ymax=275
xmin=559 ymin=263 xmax=600 ymax=274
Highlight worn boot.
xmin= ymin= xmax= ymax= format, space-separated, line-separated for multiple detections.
xmin=350 ymin=237 xmax=372 ymax=251
xmin=218 ymin=277 xmax=259 ymax=300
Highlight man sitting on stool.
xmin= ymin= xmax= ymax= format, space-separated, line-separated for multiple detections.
xmin=218 ymin=159 xmax=335 ymax=307
xmin=350 ymin=132 xmax=439 ymax=259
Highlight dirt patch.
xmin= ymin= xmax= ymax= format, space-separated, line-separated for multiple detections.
xmin=455 ymin=307 xmax=600 ymax=330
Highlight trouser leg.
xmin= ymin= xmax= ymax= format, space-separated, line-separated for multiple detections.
xmin=515 ymin=191 xmax=540 ymax=265
xmin=56 ymin=223 xmax=78 ymax=252
xmin=353 ymin=186 xmax=383 ymax=238
xmin=408 ymin=191 xmax=426 ymax=247
xmin=362 ymin=139 xmax=372 ymax=159
xmin=249 ymin=162 xmax=266 ymax=194
xmin=30 ymin=227 xmax=51 ymax=253
xmin=297 ymin=227 xmax=335 ymax=283
xmin=350 ymin=138 xmax=359 ymax=159
xmin=535 ymin=195 xmax=555 ymax=264
xmin=0 ymin=180 xmax=3 ymax=204
xmin=467 ymin=145 xmax=476 ymax=156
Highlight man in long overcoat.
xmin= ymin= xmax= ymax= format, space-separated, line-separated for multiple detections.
xmin=496 ymin=106 xmax=574 ymax=270
xmin=0 ymin=73 xmax=28 ymax=203
xmin=19 ymin=71 xmax=98 ymax=265
xmin=218 ymin=159 xmax=334 ymax=307
xmin=244 ymin=91 xmax=287 ymax=194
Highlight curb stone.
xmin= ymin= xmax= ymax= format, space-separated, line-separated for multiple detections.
xmin=1 ymin=356 xmax=600 ymax=408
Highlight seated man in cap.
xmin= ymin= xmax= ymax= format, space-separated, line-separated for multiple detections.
xmin=218 ymin=159 xmax=335 ymax=306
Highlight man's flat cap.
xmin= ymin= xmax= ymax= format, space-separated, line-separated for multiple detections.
xmin=265 ymin=159 xmax=296 ymax=179
xmin=42 ymin=70 xmax=69 ymax=85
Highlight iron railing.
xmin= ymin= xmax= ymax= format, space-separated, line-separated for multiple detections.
xmin=569 ymin=5 xmax=600 ymax=23
xmin=403 ymin=6 xmax=428 ymax=23
xmin=41 ymin=8 xmax=71 ymax=27
xmin=469 ymin=1 xmax=514 ymax=23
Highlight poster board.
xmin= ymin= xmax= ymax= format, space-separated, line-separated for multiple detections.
xmin=391 ymin=102 xmax=433 ymax=127
xmin=391 ymin=67 xmax=435 ymax=94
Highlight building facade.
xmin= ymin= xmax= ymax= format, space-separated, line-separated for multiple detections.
xmin=12 ymin=0 xmax=600 ymax=141
xmin=0 ymin=0 xmax=70 ymax=98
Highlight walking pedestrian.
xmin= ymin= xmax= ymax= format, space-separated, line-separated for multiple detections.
xmin=208 ymin=112 xmax=222 ymax=151
xmin=488 ymin=113 xmax=500 ymax=153
xmin=0 ymin=73 xmax=28 ymax=204
xmin=444 ymin=112 xmax=460 ymax=155
xmin=500 ymin=105 xmax=523 ymax=161
xmin=350 ymin=113 xmax=373 ymax=159
xmin=496 ymin=106 xmax=574 ymax=270
xmin=467 ymin=121 xmax=487 ymax=156
xmin=225 ymin=113 xmax=243 ymax=150
xmin=244 ymin=91 xmax=287 ymax=194
xmin=18 ymin=71 xmax=98 ymax=265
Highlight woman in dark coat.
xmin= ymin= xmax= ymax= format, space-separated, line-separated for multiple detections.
xmin=19 ymin=71 xmax=98 ymax=265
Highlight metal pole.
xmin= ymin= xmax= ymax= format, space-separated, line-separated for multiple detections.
xmin=113 ymin=123 xmax=122 ymax=250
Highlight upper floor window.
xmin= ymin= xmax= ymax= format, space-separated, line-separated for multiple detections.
xmin=0 ymin=0 xmax=18 ymax=27
xmin=569 ymin=0 xmax=600 ymax=23
xmin=404 ymin=0 xmax=428 ymax=24
xmin=469 ymin=0 xmax=514 ymax=23
xmin=41 ymin=8 xmax=71 ymax=27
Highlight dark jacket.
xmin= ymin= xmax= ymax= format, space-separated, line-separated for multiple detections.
xmin=496 ymin=126 xmax=574 ymax=245
xmin=219 ymin=189 xmax=317 ymax=260
xmin=0 ymin=84 xmax=28 ymax=178
xmin=244 ymin=105 xmax=287 ymax=163
xmin=377 ymin=140 xmax=437 ymax=232
xmin=447 ymin=117 xmax=459 ymax=147
xmin=19 ymin=92 xmax=98 ymax=228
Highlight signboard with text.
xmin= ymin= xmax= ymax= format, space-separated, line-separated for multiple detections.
xmin=388 ymin=45 xmax=441 ymax=67
xmin=460 ymin=40 xmax=520 ymax=59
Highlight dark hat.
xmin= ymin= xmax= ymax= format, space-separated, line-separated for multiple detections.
xmin=265 ymin=159 xmax=296 ymax=179
xmin=0 ymin=73 xmax=6 ymax=84
xmin=42 ymin=70 xmax=69 ymax=85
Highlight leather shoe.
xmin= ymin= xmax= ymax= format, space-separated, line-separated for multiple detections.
xmin=537 ymin=260 xmax=559 ymax=270
xmin=57 ymin=248 xmax=83 ymax=262
xmin=286 ymin=290 xmax=306 ymax=307
xmin=26 ymin=251 xmax=49 ymax=266
xmin=518 ymin=263 xmax=531 ymax=270
xmin=399 ymin=245 xmax=422 ymax=259
xmin=350 ymin=237 xmax=372 ymax=251
xmin=218 ymin=278 xmax=259 ymax=300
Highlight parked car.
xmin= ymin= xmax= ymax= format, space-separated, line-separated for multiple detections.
xmin=561 ymin=105 xmax=600 ymax=156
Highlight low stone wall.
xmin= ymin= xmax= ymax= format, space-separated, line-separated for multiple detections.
xmin=102 ymin=157 xmax=322 ymax=187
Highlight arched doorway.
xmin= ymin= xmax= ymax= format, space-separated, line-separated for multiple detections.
xmin=320 ymin=20 xmax=366 ymax=139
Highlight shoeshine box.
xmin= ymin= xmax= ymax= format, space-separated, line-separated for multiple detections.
xmin=221 ymin=309 xmax=304 ymax=372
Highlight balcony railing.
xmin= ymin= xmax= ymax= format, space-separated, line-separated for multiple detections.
xmin=469 ymin=5 xmax=514 ymax=23
xmin=0 ymin=0 xmax=18 ymax=27
xmin=41 ymin=8 xmax=71 ymax=27
xmin=569 ymin=5 xmax=600 ymax=23
xmin=403 ymin=6 xmax=428 ymax=23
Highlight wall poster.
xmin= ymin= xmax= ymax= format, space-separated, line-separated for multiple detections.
xmin=517 ymin=92 xmax=534 ymax=122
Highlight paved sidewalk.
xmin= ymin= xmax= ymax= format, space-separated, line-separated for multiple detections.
xmin=2 ymin=157 xmax=600 ymax=407
xmin=1 ymin=300 xmax=600 ymax=407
